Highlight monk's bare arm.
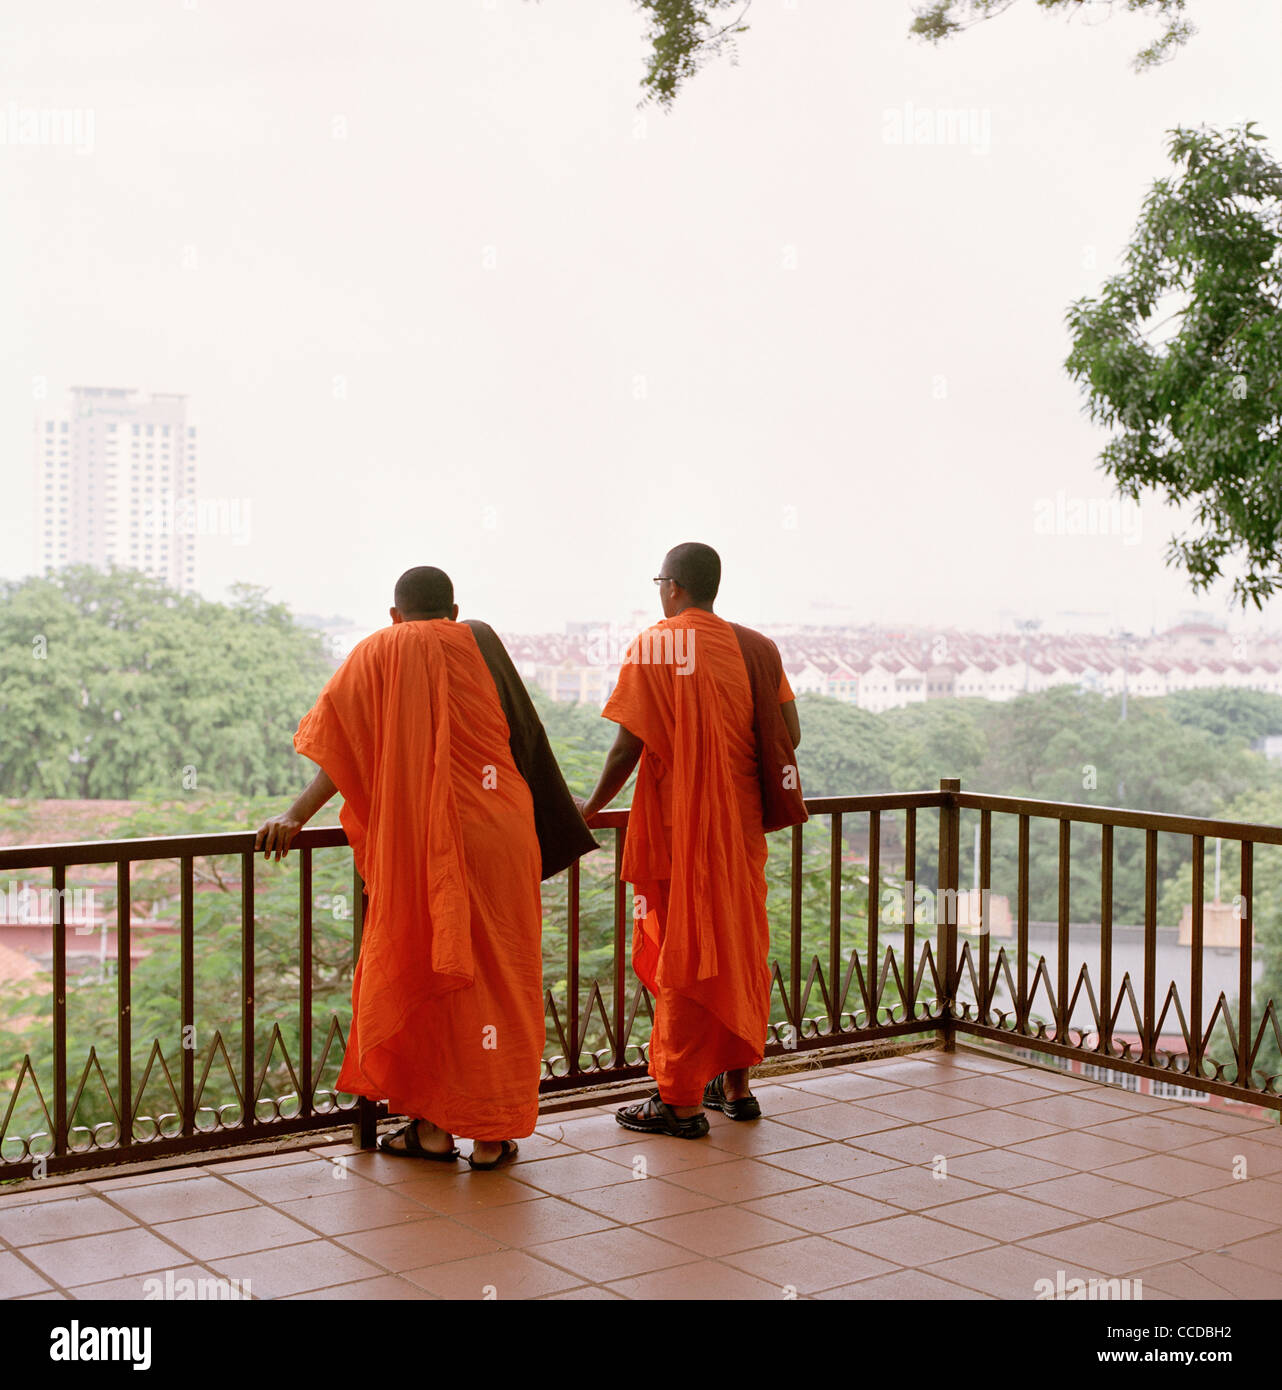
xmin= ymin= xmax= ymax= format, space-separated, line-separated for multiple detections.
xmin=782 ymin=699 xmax=801 ymax=749
xmin=578 ymin=725 xmax=643 ymax=822
xmin=255 ymin=766 xmax=339 ymax=861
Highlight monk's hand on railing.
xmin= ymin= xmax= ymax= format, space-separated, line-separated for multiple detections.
xmin=255 ymin=813 xmax=302 ymax=861
xmin=572 ymin=795 xmax=598 ymax=827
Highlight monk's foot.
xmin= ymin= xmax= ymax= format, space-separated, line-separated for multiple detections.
xmin=467 ymin=1139 xmax=519 ymax=1171
xmin=377 ymin=1118 xmax=460 ymax=1161
xmin=723 ymin=1068 xmax=752 ymax=1102
xmin=615 ymin=1092 xmax=709 ymax=1139
xmin=383 ymin=1119 xmax=454 ymax=1154
xmin=703 ymin=1071 xmax=762 ymax=1121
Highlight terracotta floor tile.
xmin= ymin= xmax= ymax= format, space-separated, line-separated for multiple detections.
xmin=1184 ymin=1180 xmax=1282 ymax=1220
xmin=850 ymin=1060 xmax=944 ymax=1087
xmin=1173 ymin=1135 xmax=1282 ymax=1178
xmin=1126 ymin=1258 xmax=1239 ymax=1301
xmin=995 ymin=1068 xmax=1098 ymax=1094
xmin=747 ymin=1084 xmax=830 ymax=1115
xmin=594 ymin=1134 xmax=736 ymax=1177
xmin=530 ymin=1226 xmax=695 ymax=1282
xmin=107 ymin=1175 xmax=258 ymax=1224
xmin=1082 ymin=1114 xmax=1232 ymax=1152
xmin=336 ymin=1217 xmax=501 ymax=1271
xmin=858 ymin=1091 xmax=982 ymax=1123
xmin=636 ymin=1205 xmax=800 ymax=1257
xmin=563 ymin=1178 xmax=721 ymax=1224
xmin=386 ymin=1171 xmax=545 ymax=1216
xmin=451 ymin=1196 xmax=617 ymax=1245
xmin=66 ymin=1264 xmax=225 ymax=1301
xmin=22 ymin=1226 xmax=186 ymax=1286
xmin=536 ymin=1284 xmax=624 ymax=1299
xmin=930 ymin=1192 xmax=1083 ymax=1241
xmin=201 ymin=1150 xmax=319 ymax=1175
xmin=404 ymin=1247 xmax=588 ymax=1299
xmin=274 ymin=1184 xmax=446 ymax=1236
xmin=856 ymin=1126 xmax=992 ymax=1166
xmin=923 ymin=1243 xmax=1103 ymax=1300
xmin=1228 ymin=1229 xmax=1282 ymax=1274
xmin=1168 ymin=1108 xmax=1278 ymax=1136
xmin=700 ymin=1118 xmax=830 ymax=1157
xmin=944 ymin=1148 xmax=1076 ymax=1189
xmin=759 ymin=1142 xmax=901 ymax=1184
xmin=282 ymin=1273 xmax=432 ymax=1300
xmin=837 ymin=1166 xmax=992 ymax=1211
xmin=1012 ymin=1172 xmax=1166 ymax=1219
xmin=0 ymin=1193 xmax=137 ymax=1245
xmin=830 ymin=1211 xmax=996 ymax=1263
xmin=1004 ymin=1132 xmax=1151 ymax=1171
xmin=84 ymin=1167 xmax=197 ymax=1190
xmin=722 ymin=1234 xmax=898 ymax=1294
xmin=1110 ymin=1198 xmax=1275 ymax=1250
xmin=607 ymin=1258 xmax=786 ymax=1300
xmin=929 ymin=1111 xmax=1063 ymax=1147
xmin=543 ymin=1113 xmax=637 ymax=1151
xmin=324 ymin=1150 xmax=464 ymax=1187
xmin=154 ymin=1205 xmax=317 ymax=1260
xmin=510 ymin=1153 xmax=639 ymax=1197
xmin=0 ymin=1250 xmax=53 ymax=1298
xmin=813 ymin=1268 xmax=992 ymax=1299
xmin=923 ymin=1076 xmax=1067 ymax=1109
xmin=772 ymin=1103 xmax=907 ymax=1141
xmin=740 ymin=1185 xmax=899 ymax=1233
xmin=0 ymin=1181 xmax=92 ymax=1205
xmin=208 ymin=1239 xmax=383 ymax=1298
xmin=935 ymin=1049 xmax=1025 ymax=1074
xmin=665 ymin=1158 xmax=814 ymax=1203
xmin=221 ymin=1158 xmax=372 ymax=1204
xmin=1180 ymin=1250 xmax=1282 ymax=1297
xmin=1005 ymin=1094 xmax=1140 ymax=1129
xmin=786 ymin=1073 xmax=905 ymax=1102
xmin=1096 ymin=1154 xmax=1233 ymax=1198
xmin=1019 ymin=1220 xmax=1197 ymax=1274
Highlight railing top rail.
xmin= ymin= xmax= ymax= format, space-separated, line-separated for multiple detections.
xmin=955 ymin=791 xmax=1282 ymax=844
xmin=0 ymin=786 xmax=1278 ymax=869
xmin=0 ymin=825 xmax=351 ymax=870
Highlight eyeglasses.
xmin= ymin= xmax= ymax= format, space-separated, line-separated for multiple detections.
xmin=652 ymin=576 xmax=674 ymax=586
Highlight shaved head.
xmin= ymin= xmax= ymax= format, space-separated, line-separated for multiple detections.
xmin=664 ymin=542 xmax=721 ymax=604
xmin=394 ymin=566 xmax=454 ymax=617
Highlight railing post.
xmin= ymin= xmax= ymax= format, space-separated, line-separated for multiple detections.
xmin=351 ymin=871 xmax=377 ymax=1150
xmin=937 ymin=780 xmax=960 ymax=1050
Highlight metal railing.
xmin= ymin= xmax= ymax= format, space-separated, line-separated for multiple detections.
xmin=0 ymin=782 xmax=1277 ymax=1179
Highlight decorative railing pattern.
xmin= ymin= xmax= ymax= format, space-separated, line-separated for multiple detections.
xmin=0 ymin=783 xmax=1276 ymax=1179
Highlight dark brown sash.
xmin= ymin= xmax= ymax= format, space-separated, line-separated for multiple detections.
xmin=464 ymin=619 xmax=600 ymax=880
xmin=729 ymin=623 xmax=808 ymax=833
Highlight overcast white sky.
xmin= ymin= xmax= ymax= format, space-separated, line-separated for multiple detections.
xmin=3 ymin=0 xmax=1281 ymax=639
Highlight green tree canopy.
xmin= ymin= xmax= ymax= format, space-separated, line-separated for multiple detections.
xmin=0 ymin=567 xmax=335 ymax=800
xmin=1066 ymin=124 xmax=1282 ymax=609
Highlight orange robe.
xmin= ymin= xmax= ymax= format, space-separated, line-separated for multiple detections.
xmin=602 ymin=609 xmax=795 ymax=1105
xmin=294 ymin=620 xmax=545 ymax=1139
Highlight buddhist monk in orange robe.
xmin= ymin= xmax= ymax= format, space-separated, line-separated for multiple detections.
xmin=256 ymin=567 xmax=592 ymax=1168
xmin=577 ymin=543 xmax=803 ymax=1138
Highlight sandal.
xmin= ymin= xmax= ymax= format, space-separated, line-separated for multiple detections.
xmin=377 ymin=1121 xmax=460 ymax=1162
xmin=703 ymin=1073 xmax=762 ymax=1121
xmin=467 ymin=1139 xmax=519 ymax=1171
xmin=615 ymin=1091 xmax=710 ymax=1140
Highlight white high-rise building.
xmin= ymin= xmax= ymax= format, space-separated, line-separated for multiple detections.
xmin=35 ymin=386 xmax=198 ymax=591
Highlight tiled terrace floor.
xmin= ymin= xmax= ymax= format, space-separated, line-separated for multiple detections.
xmin=3 ymin=1045 xmax=1281 ymax=1301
